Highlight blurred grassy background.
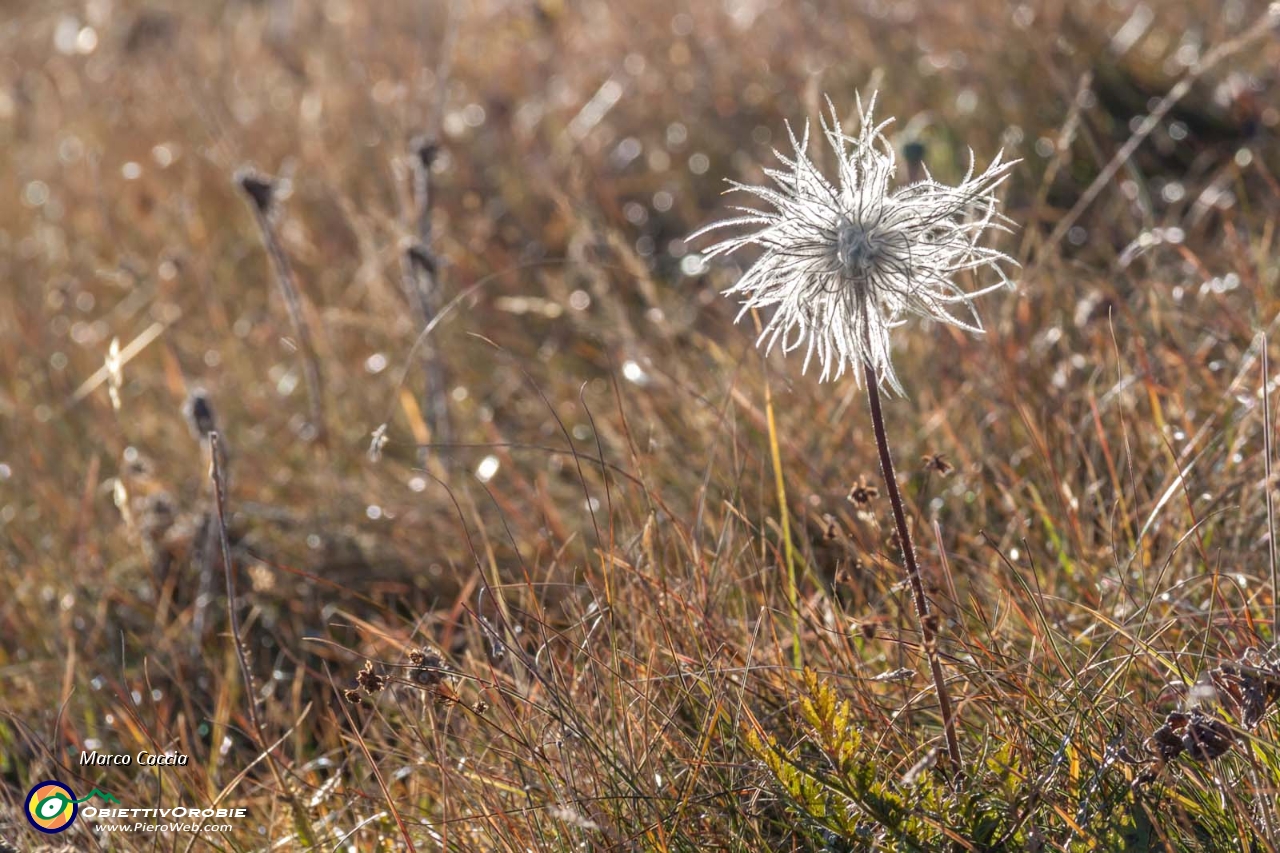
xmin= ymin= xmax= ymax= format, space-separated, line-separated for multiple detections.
xmin=2 ymin=0 xmax=1280 ymax=849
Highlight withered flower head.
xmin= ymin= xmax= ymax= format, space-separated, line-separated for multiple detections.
xmin=408 ymin=647 xmax=450 ymax=687
xmin=183 ymin=388 xmax=217 ymax=440
xmin=694 ymin=93 xmax=1017 ymax=394
xmin=848 ymin=476 xmax=879 ymax=507
xmin=922 ymin=453 xmax=954 ymax=476
xmin=235 ymin=168 xmax=276 ymax=214
xmin=355 ymin=661 xmax=387 ymax=694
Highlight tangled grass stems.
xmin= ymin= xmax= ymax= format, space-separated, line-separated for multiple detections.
xmin=1041 ymin=2 xmax=1280 ymax=256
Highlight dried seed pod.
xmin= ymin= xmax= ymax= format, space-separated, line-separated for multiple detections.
xmin=183 ymin=388 xmax=217 ymax=440
xmin=847 ymin=476 xmax=879 ymax=507
xmin=1208 ymin=646 xmax=1280 ymax=729
xmin=1180 ymin=713 xmax=1235 ymax=761
xmin=921 ymin=453 xmax=954 ymax=476
xmin=407 ymin=647 xmax=450 ymax=687
xmin=236 ymin=169 xmax=275 ymax=213
xmin=1148 ymin=715 xmax=1187 ymax=762
xmin=1148 ymin=710 xmax=1237 ymax=763
xmin=411 ymin=135 xmax=439 ymax=172
xmin=355 ymin=661 xmax=387 ymax=694
xmin=406 ymin=243 xmax=436 ymax=275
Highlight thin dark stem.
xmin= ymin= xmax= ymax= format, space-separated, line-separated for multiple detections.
xmin=864 ymin=362 xmax=962 ymax=778
xmin=236 ymin=171 xmax=327 ymax=447
xmin=209 ymin=432 xmax=317 ymax=846
xmin=399 ymin=138 xmax=451 ymax=455
xmin=208 ymin=433 xmax=261 ymax=749
xmin=1264 ymin=335 xmax=1278 ymax=639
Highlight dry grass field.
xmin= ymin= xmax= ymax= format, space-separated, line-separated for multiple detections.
xmin=3 ymin=0 xmax=1280 ymax=849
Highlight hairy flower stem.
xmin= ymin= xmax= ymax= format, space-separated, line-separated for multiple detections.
xmin=209 ymin=432 xmax=318 ymax=847
xmin=864 ymin=362 xmax=962 ymax=779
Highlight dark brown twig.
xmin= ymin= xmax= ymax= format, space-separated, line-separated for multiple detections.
xmin=864 ymin=362 xmax=962 ymax=779
xmin=185 ymin=389 xmax=219 ymax=651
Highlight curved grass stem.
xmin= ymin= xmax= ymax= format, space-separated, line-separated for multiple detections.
xmin=764 ymin=370 xmax=802 ymax=669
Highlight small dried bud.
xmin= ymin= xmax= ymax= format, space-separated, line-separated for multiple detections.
xmin=412 ymin=136 xmax=440 ymax=171
xmin=406 ymin=244 xmax=436 ymax=275
xmin=902 ymin=140 xmax=927 ymax=183
xmin=355 ymin=661 xmax=387 ymax=694
xmin=1181 ymin=714 xmax=1235 ymax=761
xmin=921 ymin=453 xmax=954 ymax=476
xmin=183 ymin=389 xmax=217 ymax=439
xmin=1148 ymin=710 xmax=1237 ymax=763
xmin=1208 ymin=647 xmax=1280 ymax=730
xmin=342 ymin=689 xmax=362 ymax=705
xmin=413 ymin=666 xmax=444 ymax=687
xmin=247 ymin=562 xmax=276 ymax=593
xmin=408 ymin=647 xmax=450 ymax=687
xmin=137 ymin=491 xmax=177 ymax=540
xmin=1148 ymin=719 xmax=1184 ymax=761
xmin=122 ymin=450 xmax=156 ymax=482
xmin=236 ymin=168 xmax=275 ymax=213
xmin=847 ymin=476 xmax=879 ymax=507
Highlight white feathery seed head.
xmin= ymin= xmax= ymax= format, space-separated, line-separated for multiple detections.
xmin=692 ymin=93 xmax=1018 ymax=395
